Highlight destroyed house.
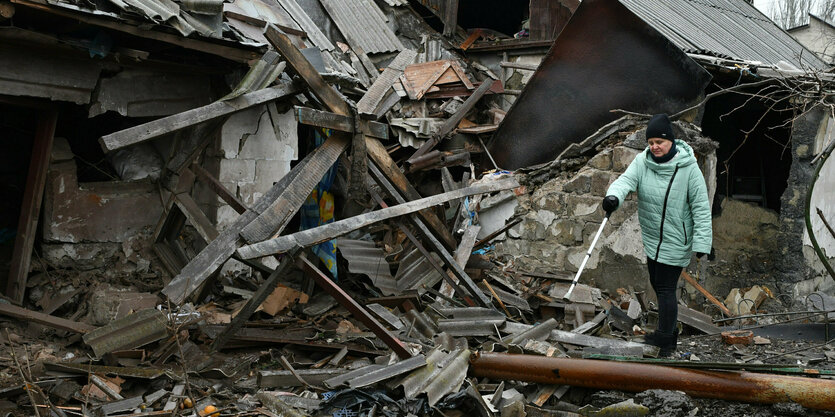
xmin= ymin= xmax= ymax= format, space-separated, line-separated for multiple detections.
xmin=485 ymin=0 xmax=835 ymax=306
xmin=2 ymin=0 xmax=835 ymax=416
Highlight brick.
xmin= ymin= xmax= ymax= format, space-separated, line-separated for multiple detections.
xmin=721 ymin=330 xmax=753 ymax=345
xmin=612 ymin=146 xmax=641 ymax=172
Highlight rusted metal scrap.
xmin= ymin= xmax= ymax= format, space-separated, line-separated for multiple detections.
xmin=469 ymin=352 xmax=835 ymax=411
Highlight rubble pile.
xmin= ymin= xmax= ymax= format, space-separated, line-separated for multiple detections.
xmin=1 ymin=0 xmax=835 ymax=416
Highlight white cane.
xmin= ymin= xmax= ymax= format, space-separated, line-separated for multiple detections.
xmin=563 ymin=214 xmax=609 ymax=301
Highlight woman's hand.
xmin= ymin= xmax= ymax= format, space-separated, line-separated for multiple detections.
xmin=602 ymin=195 xmax=619 ymax=214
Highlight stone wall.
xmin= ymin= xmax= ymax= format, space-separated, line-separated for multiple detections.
xmin=776 ymin=106 xmax=835 ymax=301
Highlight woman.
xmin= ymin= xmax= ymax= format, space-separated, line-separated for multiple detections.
xmin=602 ymin=113 xmax=712 ymax=357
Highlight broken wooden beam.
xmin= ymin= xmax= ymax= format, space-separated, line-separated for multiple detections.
xmin=680 ymin=270 xmax=732 ymax=317
xmin=365 ymin=136 xmax=458 ymax=250
xmin=0 ymin=302 xmax=94 ymax=334
xmin=98 ymin=81 xmax=301 ymax=152
xmin=407 ymin=79 xmax=494 ymax=163
xmin=237 ymin=134 xmax=349 ymax=243
xmin=368 ymin=162 xmax=494 ymax=308
xmin=356 ymin=49 xmax=416 ymax=118
xmin=191 ymin=162 xmax=248 ymax=214
xmin=295 ymin=107 xmax=389 ymax=140
xmin=265 ymin=25 xmax=351 ymax=117
xmin=296 ymin=254 xmax=413 ymax=359
xmin=7 ymin=110 xmax=56 ymax=303
xmin=237 ymin=177 xmax=518 ymax=258
xmin=212 ymin=250 xmax=298 ymax=352
xmin=161 ymin=136 xmax=348 ymax=305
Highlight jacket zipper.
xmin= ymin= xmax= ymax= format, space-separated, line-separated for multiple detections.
xmin=654 ymin=166 xmax=680 ymax=261
xmin=682 ymin=221 xmax=687 ymax=243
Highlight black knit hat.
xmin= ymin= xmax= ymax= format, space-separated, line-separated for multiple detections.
xmin=645 ymin=114 xmax=675 ymax=141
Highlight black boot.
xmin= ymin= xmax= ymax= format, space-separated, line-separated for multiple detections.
xmin=657 ymin=332 xmax=678 ymax=358
xmin=643 ymin=332 xmax=661 ymax=347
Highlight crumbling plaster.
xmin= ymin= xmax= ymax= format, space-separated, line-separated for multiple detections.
xmin=42 ymin=138 xmax=163 ymax=271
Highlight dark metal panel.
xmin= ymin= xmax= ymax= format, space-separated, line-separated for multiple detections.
xmin=488 ymin=0 xmax=711 ymax=169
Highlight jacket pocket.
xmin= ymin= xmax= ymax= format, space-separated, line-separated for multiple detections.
xmin=682 ymin=221 xmax=688 ymax=244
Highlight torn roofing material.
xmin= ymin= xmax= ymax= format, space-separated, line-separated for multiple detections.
xmin=488 ymin=0 xmax=711 ymax=169
xmin=275 ymin=0 xmax=335 ymax=51
xmin=318 ymin=0 xmax=404 ymax=54
xmin=336 ymin=239 xmax=395 ymax=291
xmin=398 ymin=348 xmax=470 ymax=406
xmin=620 ymin=0 xmax=827 ymax=70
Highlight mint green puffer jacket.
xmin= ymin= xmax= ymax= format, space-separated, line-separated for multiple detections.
xmin=606 ymin=140 xmax=712 ymax=267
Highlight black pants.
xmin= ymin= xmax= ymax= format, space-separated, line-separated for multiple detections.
xmin=647 ymin=258 xmax=683 ymax=335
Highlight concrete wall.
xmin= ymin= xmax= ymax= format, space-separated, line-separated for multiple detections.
xmin=42 ymin=138 xmax=163 ymax=271
xmin=195 ymin=103 xmax=298 ymax=230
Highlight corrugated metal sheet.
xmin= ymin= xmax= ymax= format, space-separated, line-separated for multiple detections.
xmin=336 ymin=239 xmax=395 ymax=294
xmin=382 ymin=0 xmax=409 ymax=6
xmin=398 ymin=348 xmax=470 ymax=406
xmin=344 ymin=354 xmax=427 ymax=388
xmin=395 ymin=247 xmax=444 ymax=293
xmin=620 ymin=0 xmax=827 ymax=69
xmin=319 ymin=0 xmax=404 ymax=54
xmin=275 ymin=0 xmax=335 ymax=51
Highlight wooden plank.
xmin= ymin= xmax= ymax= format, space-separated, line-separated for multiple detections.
xmin=366 ymin=186 xmax=477 ymax=308
xmin=439 ymin=224 xmax=481 ymax=299
xmin=99 ymin=82 xmax=301 ymax=152
xmin=264 ymin=25 xmax=351 ymax=117
xmin=173 ymin=193 xmax=219 ymax=243
xmin=294 ymin=107 xmax=389 ymax=140
xmin=161 ymin=138 xmax=335 ymax=305
xmin=297 ymin=254 xmax=412 ymax=359
xmin=365 ymin=136 xmax=457 ymax=250
xmin=352 ymin=46 xmax=378 ymax=83
xmin=211 ymin=250 xmax=297 ymax=351
xmin=681 ymin=270 xmax=732 ymax=317
xmin=191 ymin=162 xmax=248 ymax=214
xmin=165 ymin=116 xmax=226 ymax=174
xmin=0 ymin=302 xmax=94 ymax=334
xmin=443 ymin=0 xmax=459 ymax=37
xmin=10 ymin=0 xmax=260 ymax=64
xmin=367 ymin=163 xmax=493 ymax=308
xmin=296 ymin=106 xmax=353 ymax=132
xmin=237 ymin=177 xmax=517 ymax=259
xmin=238 ymin=134 xmax=349 ymax=243
xmin=457 ymin=124 xmax=499 ymax=134
xmin=407 ymin=79 xmax=493 ymax=163
xmin=6 ymin=110 xmax=56 ymax=303
xmin=357 ymin=49 xmax=416 ymax=117
xmin=678 ymin=305 xmax=722 ymax=334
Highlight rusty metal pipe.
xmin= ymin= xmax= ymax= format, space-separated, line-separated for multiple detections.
xmin=470 ymin=352 xmax=835 ymax=411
